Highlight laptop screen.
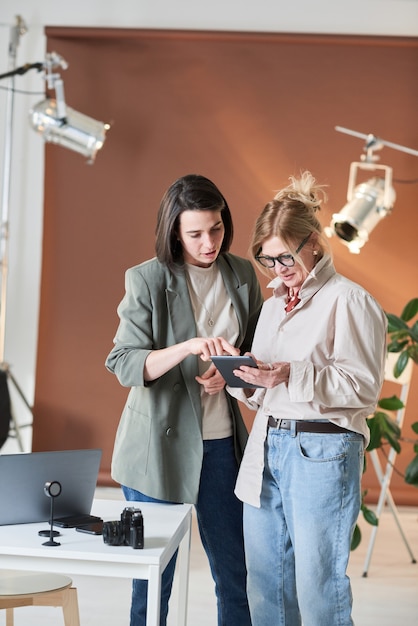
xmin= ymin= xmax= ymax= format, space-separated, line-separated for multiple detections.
xmin=0 ymin=448 xmax=102 ymax=525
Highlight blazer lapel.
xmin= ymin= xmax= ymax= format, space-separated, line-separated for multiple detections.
xmin=166 ymin=271 xmax=202 ymax=420
xmin=217 ymin=255 xmax=248 ymax=348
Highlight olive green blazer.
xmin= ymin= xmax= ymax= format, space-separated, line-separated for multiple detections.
xmin=105 ymin=253 xmax=263 ymax=503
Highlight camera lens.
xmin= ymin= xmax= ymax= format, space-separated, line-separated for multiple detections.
xmin=102 ymin=520 xmax=124 ymax=546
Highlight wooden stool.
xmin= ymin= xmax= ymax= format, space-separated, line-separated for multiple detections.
xmin=0 ymin=570 xmax=80 ymax=626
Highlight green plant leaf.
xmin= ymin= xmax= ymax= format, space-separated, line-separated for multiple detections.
xmin=386 ymin=313 xmax=408 ymax=333
xmin=405 ymin=456 xmax=418 ymax=487
xmin=367 ymin=300 xmax=418 ymax=495
xmin=393 ymin=350 xmax=410 ymax=378
xmin=401 ymin=298 xmax=418 ymax=322
xmin=381 ymin=414 xmax=401 ymax=452
xmin=381 ymin=414 xmax=401 ymax=436
xmin=378 ymin=395 xmax=404 ymax=411
xmin=366 ymin=415 xmax=384 ymax=451
xmin=385 ymin=431 xmax=401 ymax=453
xmin=361 ymin=504 xmax=378 ymax=526
xmin=407 ymin=343 xmax=418 ymax=364
xmin=351 ymin=524 xmax=361 ymax=551
xmin=410 ymin=321 xmax=418 ymax=344
xmin=387 ymin=339 xmax=409 ymax=353
xmin=379 ymin=411 xmax=401 ymax=436
xmin=366 ymin=411 xmax=401 ymax=452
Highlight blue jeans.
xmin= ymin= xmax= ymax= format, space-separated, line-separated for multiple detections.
xmin=243 ymin=427 xmax=364 ymax=626
xmin=123 ymin=436 xmax=251 ymax=626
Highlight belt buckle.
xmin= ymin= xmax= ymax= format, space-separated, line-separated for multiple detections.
xmin=268 ymin=415 xmax=276 ymax=428
xmin=267 ymin=417 xmax=297 ymax=436
xmin=268 ymin=416 xmax=283 ymax=429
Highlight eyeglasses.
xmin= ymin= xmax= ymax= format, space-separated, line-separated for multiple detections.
xmin=255 ymin=234 xmax=311 ymax=268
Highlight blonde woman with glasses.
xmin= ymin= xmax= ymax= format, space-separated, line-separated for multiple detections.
xmin=228 ymin=171 xmax=387 ymax=626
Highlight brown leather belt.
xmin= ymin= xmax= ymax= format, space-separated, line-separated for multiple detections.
xmin=267 ymin=416 xmax=351 ymax=434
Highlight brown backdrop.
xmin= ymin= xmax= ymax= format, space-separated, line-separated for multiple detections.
xmin=32 ymin=28 xmax=418 ymax=504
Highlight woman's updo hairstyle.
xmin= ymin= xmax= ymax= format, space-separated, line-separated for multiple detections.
xmin=250 ymin=171 xmax=331 ymax=272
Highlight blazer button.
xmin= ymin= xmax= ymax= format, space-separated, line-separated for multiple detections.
xmin=165 ymin=427 xmax=172 ymax=437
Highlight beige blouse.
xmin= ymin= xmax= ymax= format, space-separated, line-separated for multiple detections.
xmin=229 ymin=254 xmax=387 ymax=507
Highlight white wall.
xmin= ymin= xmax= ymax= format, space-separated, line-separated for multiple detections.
xmin=3 ymin=1 xmax=418 ymax=36
xmin=0 ymin=0 xmax=417 ymax=452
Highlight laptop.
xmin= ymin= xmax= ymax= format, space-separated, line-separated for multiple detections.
xmin=0 ymin=448 xmax=102 ymax=525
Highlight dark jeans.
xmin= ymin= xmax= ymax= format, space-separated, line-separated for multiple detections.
xmin=122 ymin=436 xmax=251 ymax=626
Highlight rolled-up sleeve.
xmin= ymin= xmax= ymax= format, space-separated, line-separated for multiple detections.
xmin=105 ymin=268 xmax=153 ymax=388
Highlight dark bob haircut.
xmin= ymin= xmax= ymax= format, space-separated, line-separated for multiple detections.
xmin=155 ymin=174 xmax=234 ymax=271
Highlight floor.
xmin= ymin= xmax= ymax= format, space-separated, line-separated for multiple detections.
xmin=1 ymin=487 xmax=417 ymax=625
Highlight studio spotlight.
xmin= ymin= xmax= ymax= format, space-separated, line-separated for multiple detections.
xmin=0 ymin=49 xmax=109 ymax=164
xmin=325 ymin=163 xmax=395 ymax=254
xmin=28 ymin=52 xmax=110 ymax=164
xmin=326 ymin=126 xmax=418 ymax=254
xmin=30 ymin=99 xmax=109 ymax=163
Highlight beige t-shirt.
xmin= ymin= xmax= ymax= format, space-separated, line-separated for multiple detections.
xmin=185 ymin=263 xmax=239 ymax=439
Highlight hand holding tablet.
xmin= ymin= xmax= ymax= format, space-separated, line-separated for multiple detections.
xmin=211 ymin=355 xmax=263 ymax=388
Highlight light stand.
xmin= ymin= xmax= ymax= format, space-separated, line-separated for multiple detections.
xmin=0 ymin=17 xmax=109 ymax=451
xmin=0 ymin=16 xmax=32 ymax=451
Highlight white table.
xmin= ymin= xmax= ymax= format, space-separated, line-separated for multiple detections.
xmin=0 ymin=499 xmax=192 ymax=626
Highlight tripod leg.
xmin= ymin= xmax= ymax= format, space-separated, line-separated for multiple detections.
xmin=385 ymin=489 xmax=417 ymax=563
xmin=363 ymin=447 xmax=416 ymax=577
xmin=0 ymin=367 xmax=33 ymax=451
xmin=6 ymin=368 xmax=33 ymax=413
xmin=9 ymin=403 xmax=25 ymax=452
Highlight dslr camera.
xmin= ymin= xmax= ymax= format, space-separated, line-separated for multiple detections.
xmin=102 ymin=507 xmax=144 ymax=549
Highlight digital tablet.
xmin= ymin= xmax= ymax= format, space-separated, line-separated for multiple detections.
xmin=211 ymin=355 xmax=263 ymax=388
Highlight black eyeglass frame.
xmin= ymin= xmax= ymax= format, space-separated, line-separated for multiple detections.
xmin=255 ymin=234 xmax=311 ymax=268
